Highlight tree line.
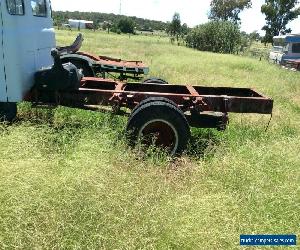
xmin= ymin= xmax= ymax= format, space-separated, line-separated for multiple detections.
xmin=52 ymin=11 xmax=168 ymax=32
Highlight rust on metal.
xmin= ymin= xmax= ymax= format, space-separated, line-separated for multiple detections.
xmin=77 ymin=51 xmax=148 ymax=72
xmin=49 ymin=77 xmax=273 ymax=115
xmin=31 ymin=76 xmax=273 ymax=130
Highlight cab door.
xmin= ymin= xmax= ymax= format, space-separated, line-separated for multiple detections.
xmin=1 ymin=0 xmax=29 ymax=102
xmin=2 ymin=0 xmax=55 ymax=102
xmin=30 ymin=0 xmax=55 ymax=69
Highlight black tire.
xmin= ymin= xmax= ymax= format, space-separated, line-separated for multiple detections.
xmin=130 ymin=97 xmax=178 ymax=118
xmin=126 ymin=100 xmax=190 ymax=155
xmin=62 ymin=59 xmax=94 ymax=77
xmin=143 ymin=77 xmax=168 ymax=85
xmin=0 ymin=102 xmax=17 ymax=122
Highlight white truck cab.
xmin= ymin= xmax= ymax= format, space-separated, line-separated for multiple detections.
xmin=269 ymin=34 xmax=300 ymax=64
xmin=0 ymin=0 xmax=55 ymax=104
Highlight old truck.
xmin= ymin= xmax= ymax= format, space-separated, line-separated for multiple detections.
xmin=0 ymin=0 xmax=273 ymax=155
xmin=269 ymin=34 xmax=300 ymax=64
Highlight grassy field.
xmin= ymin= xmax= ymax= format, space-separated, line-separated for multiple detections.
xmin=0 ymin=30 xmax=299 ymax=249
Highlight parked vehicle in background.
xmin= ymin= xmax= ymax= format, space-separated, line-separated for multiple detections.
xmin=269 ymin=34 xmax=300 ymax=64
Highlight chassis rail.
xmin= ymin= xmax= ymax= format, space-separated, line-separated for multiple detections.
xmin=33 ymin=77 xmax=273 ymax=117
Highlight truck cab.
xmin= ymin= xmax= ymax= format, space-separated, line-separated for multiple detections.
xmin=0 ymin=0 xmax=55 ymax=105
xmin=269 ymin=34 xmax=300 ymax=64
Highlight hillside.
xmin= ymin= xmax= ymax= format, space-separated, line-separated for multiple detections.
xmin=0 ymin=30 xmax=299 ymax=249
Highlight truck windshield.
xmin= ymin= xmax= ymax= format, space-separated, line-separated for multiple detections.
xmin=31 ymin=0 xmax=47 ymax=17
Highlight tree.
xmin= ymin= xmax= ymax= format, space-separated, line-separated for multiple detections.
xmin=249 ymin=30 xmax=261 ymax=41
xmin=209 ymin=0 xmax=252 ymax=24
xmin=185 ymin=21 xmax=241 ymax=54
xmin=167 ymin=13 xmax=182 ymax=43
xmin=102 ymin=21 xmax=112 ymax=33
xmin=181 ymin=23 xmax=189 ymax=36
xmin=180 ymin=23 xmax=190 ymax=43
xmin=261 ymin=0 xmax=300 ymax=43
xmin=117 ymin=17 xmax=135 ymax=34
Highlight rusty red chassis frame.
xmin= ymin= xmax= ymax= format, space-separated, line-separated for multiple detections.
xmin=30 ymin=76 xmax=273 ymax=154
xmin=32 ymin=77 xmax=273 ymax=126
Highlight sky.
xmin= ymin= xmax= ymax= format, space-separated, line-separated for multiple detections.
xmin=51 ymin=0 xmax=300 ymax=34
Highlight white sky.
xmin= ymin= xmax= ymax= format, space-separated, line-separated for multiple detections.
xmin=51 ymin=0 xmax=300 ymax=34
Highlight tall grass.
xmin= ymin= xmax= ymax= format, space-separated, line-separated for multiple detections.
xmin=0 ymin=30 xmax=299 ymax=249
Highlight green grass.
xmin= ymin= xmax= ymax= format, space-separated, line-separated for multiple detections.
xmin=0 ymin=30 xmax=299 ymax=249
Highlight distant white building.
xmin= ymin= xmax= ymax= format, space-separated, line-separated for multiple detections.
xmin=68 ymin=19 xmax=94 ymax=29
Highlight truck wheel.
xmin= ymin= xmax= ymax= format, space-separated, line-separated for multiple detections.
xmin=126 ymin=100 xmax=190 ymax=155
xmin=130 ymin=97 xmax=178 ymax=118
xmin=62 ymin=59 xmax=94 ymax=77
xmin=143 ymin=77 xmax=168 ymax=85
xmin=0 ymin=102 xmax=17 ymax=122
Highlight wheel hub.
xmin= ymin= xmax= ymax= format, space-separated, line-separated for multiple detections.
xmin=138 ymin=119 xmax=178 ymax=153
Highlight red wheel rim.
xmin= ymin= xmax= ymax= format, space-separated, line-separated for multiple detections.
xmin=138 ymin=119 xmax=178 ymax=153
